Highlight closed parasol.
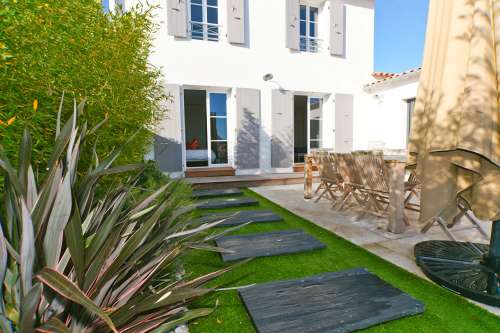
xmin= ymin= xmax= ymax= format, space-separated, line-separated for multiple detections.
xmin=411 ymin=0 xmax=500 ymax=307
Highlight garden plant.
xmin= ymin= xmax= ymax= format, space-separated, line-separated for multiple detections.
xmin=0 ymin=97 xmax=235 ymax=332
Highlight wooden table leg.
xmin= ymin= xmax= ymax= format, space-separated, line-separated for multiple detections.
xmin=304 ymin=155 xmax=313 ymax=199
xmin=387 ymin=161 xmax=406 ymax=234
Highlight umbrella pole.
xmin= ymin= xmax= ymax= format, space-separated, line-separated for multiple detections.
xmin=486 ymin=221 xmax=500 ymax=269
xmin=485 ymin=221 xmax=500 ymax=295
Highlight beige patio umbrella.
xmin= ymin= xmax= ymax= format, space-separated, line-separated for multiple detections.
xmin=408 ymin=0 xmax=500 ymax=225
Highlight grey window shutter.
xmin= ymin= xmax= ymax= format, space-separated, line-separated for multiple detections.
xmin=236 ymin=88 xmax=260 ymax=169
xmin=155 ymin=84 xmax=184 ymax=173
xmin=330 ymin=0 xmax=345 ymax=56
xmin=167 ymin=0 xmax=188 ymax=38
xmin=271 ymin=90 xmax=294 ymax=168
xmin=227 ymin=0 xmax=246 ymax=44
xmin=286 ymin=0 xmax=300 ymax=50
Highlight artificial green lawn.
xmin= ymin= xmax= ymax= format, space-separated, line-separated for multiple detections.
xmin=184 ymin=189 xmax=500 ymax=333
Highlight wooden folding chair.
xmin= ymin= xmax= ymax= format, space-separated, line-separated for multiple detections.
xmin=313 ymin=153 xmax=342 ymax=203
xmin=335 ymin=153 xmax=367 ymax=210
xmin=420 ymin=197 xmax=489 ymax=240
xmin=404 ymin=170 xmax=421 ymax=212
xmin=311 ymin=151 xmax=327 ymax=194
xmin=352 ymin=151 xmax=391 ymax=216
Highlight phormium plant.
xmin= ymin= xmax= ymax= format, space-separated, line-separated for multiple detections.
xmin=0 ymin=97 xmax=239 ymax=332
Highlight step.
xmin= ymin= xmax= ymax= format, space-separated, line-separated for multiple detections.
xmin=196 ymin=196 xmax=259 ymax=209
xmin=215 ymin=229 xmax=325 ymax=262
xmin=195 ymin=210 xmax=283 ymax=227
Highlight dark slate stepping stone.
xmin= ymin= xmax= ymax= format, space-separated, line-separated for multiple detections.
xmin=196 ymin=196 xmax=258 ymax=209
xmin=239 ymin=268 xmax=425 ymax=333
xmin=196 ymin=210 xmax=283 ymax=227
xmin=215 ymin=229 xmax=325 ymax=262
xmin=192 ymin=188 xmax=243 ymax=199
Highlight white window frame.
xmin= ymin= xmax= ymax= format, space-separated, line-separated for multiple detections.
xmin=300 ymin=4 xmax=320 ymax=53
xmin=189 ymin=0 xmax=220 ymax=41
xmin=405 ymin=97 xmax=416 ymax=143
xmin=308 ymin=96 xmax=323 ymax=152
xmin=206 ymin=91 xmax=229 ymax=166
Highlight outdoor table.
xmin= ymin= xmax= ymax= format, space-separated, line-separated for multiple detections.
xmin=303 ymin=154 xmax=407 ymax=234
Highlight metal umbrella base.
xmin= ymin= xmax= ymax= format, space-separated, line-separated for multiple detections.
xmin=414 ymin=221 xmax=500 ymax=307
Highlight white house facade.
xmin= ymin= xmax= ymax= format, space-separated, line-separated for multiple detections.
xmin=363 ymin=68 xmax=420 ymax=151
xmin=120 ymin=0 xmax=421 ymax=178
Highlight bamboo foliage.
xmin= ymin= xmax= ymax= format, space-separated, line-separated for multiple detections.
xmin=0 ymin=96 xmax=233 ymax=332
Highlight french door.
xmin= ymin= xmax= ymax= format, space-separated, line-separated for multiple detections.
xmin=207 ymin=92 xmax=228 ymax=166
xmin=294 ymin=95 xmax=323 ymax=163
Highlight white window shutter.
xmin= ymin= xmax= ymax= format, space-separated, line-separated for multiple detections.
xmin=330 ymin=0 xmax=345 ymax=56
xmin=167 ymin=0 xmax=188 ymax=38
xmin=271 ymin=90 xmax=294 ymax=168
xmin=236 ymin=88 xmax=260 ymax=169
xmin=286 ymin=0 xmax=300 ymax=50
xmin=227 ymin=0 xmax=246 ymax=44
xmin=155 ymin=84 xmax=184 ymax=173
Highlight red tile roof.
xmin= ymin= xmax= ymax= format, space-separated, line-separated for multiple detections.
xmin=366 ymin=67 xmax=422 ymax=87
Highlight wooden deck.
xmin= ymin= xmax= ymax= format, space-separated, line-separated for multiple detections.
xmin=186 ymin=172 xmax=318 ymax=189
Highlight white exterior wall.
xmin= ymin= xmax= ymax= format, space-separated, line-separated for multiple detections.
xmin=127 ymin=0 xmax=375 ymax=175
xmin=363 ymin=76 xmax=419 ymax=150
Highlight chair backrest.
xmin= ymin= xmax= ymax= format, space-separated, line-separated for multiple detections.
xmin=353 ymin=151 xmax=389 ymax=193
xmin=407 ymin=170 xmax=420 ymax=187
xmin=321 ymin=154 xmax=339 ymax=181
xmin=312 ymin=151 xmax=338 ymax=182
xmin=334 ymin=153 xmax=362 ymax=187
xmin=311 ymin=151 xmax=326 ymax=177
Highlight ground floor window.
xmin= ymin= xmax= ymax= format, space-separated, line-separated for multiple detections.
xmin=294 ymin=95 xmax=323 ymax=163
xmin=406 ymin=98 xmax=416 ymax=139
xmin=184 ymin=89 xmax=228 ymax=167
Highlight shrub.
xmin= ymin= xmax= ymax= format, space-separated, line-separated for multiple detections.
xmin=0 ymin=98 xmax=234 ymax=332
xmin=0 ymin=0 xmax=166 ymax=171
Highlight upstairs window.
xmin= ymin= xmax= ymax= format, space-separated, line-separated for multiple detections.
xmin=300 ymin=5 xmax=319 ymax=52
xmin=190 ymin=0 xmax=219 ymax=41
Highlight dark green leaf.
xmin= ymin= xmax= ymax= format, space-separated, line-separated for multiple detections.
xmin=150 ymin=308 xmax=213 ymax=333
xmin=43 ymin=173 xmax=72 ymax=268
xmin=36 ymin=268 xmax=118 ymax=333
xmin=20 ymin=198 xmax=35 ymax=296
xmin=64 ymin=196 xmax=85 ymax=287
xmin=20 ymin=283 xmax=42 ymax=333
xmin=36 ymin=316 xmax=70 ymax=333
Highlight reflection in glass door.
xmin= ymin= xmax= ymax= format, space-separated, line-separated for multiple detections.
xmin=294 ymin=96 xmax=323 ymax=163
xmin=309 ymin=97 xmax=322 ymax=150
xmin=208 ymin=93 xmax=228 ymax=165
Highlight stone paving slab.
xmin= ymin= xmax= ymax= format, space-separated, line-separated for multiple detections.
xmin=196 ymin=196 xmax=259 ymax=209
xmin=215 ymin=229 xmax=325 ymax=262
xmin=239 ymin=268 xmax=425 ymax=333
xmin=196 ymin=210 xmax=283 ymax=227
xmin=251 ymin=184 xmax=500 ymax=317
xmin=192 ymin=188 xmax=243 ymax=199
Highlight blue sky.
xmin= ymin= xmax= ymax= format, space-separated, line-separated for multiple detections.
xmin=375 ymin=0 xmax=429 ymax=73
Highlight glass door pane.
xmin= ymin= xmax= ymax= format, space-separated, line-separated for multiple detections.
xmin=208 ymin=93 xmax=228 ymax=165
xmin=294 ymin=95 xmax=308 ymax=163
xmin=309 ymin=97 xmax=322 ymax=151
xmin=184 ymin=90 xmax=208 ymax=167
